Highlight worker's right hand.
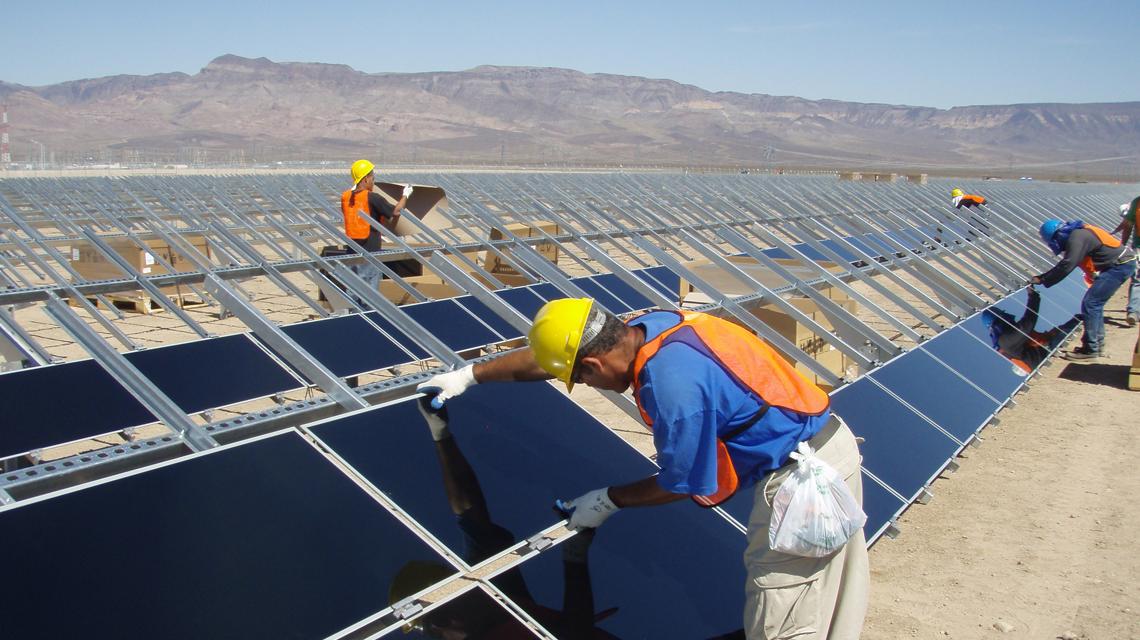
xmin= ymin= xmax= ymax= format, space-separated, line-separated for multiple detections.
xmin=402 ymin=183 xmax=414 ymax=198
xmin=416 ymin=364 xmax=477 ymax=409
xmin=556 ymin=487 xmax=619 ymax=530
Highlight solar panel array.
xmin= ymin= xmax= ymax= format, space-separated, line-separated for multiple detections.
xmin=0 ymin=171 xmax=1133 ymax=637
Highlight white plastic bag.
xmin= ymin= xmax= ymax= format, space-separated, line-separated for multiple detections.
xmin=768 ymin=441 xmax=867 ymax=557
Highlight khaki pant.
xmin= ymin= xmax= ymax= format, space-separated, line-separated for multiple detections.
xmin=743 ymin=416 xmax=870 ymax=640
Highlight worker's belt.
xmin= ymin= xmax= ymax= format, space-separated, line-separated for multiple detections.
xmin=804 ymin=413 xmax=844 ymax=451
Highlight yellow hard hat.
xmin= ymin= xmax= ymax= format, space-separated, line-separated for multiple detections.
xmin=528 ymin=298 xmax=602 ymax=392
xmin=950 ymin=188 xmax=964 ymax=198
xmin=350 ymin=159 xmax=375 ymax=187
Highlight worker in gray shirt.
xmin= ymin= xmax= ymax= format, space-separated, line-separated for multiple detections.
xmin=1031 ymin=219 xmax=1137 ymax=360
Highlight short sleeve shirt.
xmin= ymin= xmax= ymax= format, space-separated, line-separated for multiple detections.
xmin=629 ymin=311 xmax=829 ymax=495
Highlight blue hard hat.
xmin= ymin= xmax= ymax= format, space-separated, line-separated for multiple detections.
xmin=1039 ymin=219 xmax=1063 ymax=244
xmin=980 ymin=311 xmax=996 ymax=330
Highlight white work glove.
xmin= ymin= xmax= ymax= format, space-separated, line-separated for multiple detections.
xmin=416 ymin=364 xmax=476 ymax=410
xmin=415 ymin=396 xmax=451 ymax=441
xmin=556 ymin=487 xmax=619 ymax=530
xmin=402 ymin=183 xmax=414 ymax=198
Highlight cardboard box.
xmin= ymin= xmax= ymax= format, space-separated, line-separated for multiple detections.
xmin=486 ymin=221 xmax=560 ymax=276
xmin=70 ymin=236 xmax=211 ymax=297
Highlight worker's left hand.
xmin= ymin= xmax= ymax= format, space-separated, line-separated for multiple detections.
xmin=556 ymin=487 xmax=619 ymax=530
xmin=402 ymin=183 xmax=414 ymax=198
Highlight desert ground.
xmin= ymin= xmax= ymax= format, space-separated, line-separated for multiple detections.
xmin=860 ymin=287 xmax=1139 ymax=640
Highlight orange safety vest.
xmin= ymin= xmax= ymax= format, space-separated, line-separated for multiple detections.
xmin=631 ymin=311 xmax=830 ymax=508
xmin=340 ymin=188 xmax=373 ymax=241
xmin=1076 ymin=224 xmax=1122 ymax=283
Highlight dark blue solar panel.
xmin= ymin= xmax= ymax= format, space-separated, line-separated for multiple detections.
xmin=787 ymin=242 xmax=830 ymax=262
xmin=0 ymin=359 xmax=156 ymax=457
xmin=0 ymin=432 xmax=454 ymax=640
xmin=365 ymin=311 xmax=431 ymax=360
xmin=920 ymin=327 xmax=1026 ymax=400
xmin=760 ymin=247 xmax=792 ymax=260
xmin=455 ymin=296 xmax=524 ymax=342
xmin=125 ymin=334 xmax=301 ymax=414
xmin=403 ymin=300 xmax=503 ymax=352
xmin=310 ymin=384 xmax=746 ymax=637
xmin=861 ymin=473 xmax=907 ymax=545
xmin=634 ymin=266 xmax=681 ymax=300
xmin=990 ymin=288 xmax=1078 ymax=335
xmin=817 ymin=239 xmax=859 ymax=262
xmin=570 ymin=276 xmax=632 ymax=314
xmin=529 ymin=282 xmax=561 ymax=302
xmin=830 ymin=378 xmax=960 ymax=501
xmin=590 ymin=273 xmax=655 ymax=311
xmin=869 ymin=349 xmax=999 ymax=443
xmin=495 ymin=507 xmax=746 ymax=639
xmin=280 ymin=313 xmax=417 ymax=377
xmin=494 ymin=287 xmax=549 ymax=321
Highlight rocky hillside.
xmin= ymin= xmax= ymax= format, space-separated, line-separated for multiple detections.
xmin=2 ymin=54 xmax=1138 ymax=174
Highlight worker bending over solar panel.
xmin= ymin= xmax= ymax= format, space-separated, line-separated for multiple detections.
xmin=1032 ymin=219 xmax=1136 ymax=360
xmin=419 ymin=299 xmax=869 ymax=640
xmin=982 ymin=285 xmax=1081 ymax=374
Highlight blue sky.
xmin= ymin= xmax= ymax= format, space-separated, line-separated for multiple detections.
xmin=2 ymin=0 xmax=1136 ymax=109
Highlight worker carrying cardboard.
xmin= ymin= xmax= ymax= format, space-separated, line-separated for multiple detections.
xmin=1031 ymin=219 xmax=1136 ymax=360
xmin=337 ymin=159 xmax=412 ymax=301
xmin=950 ymin=188 xmax=987 ymax=209
xmin=418 ymin=299 xmax=869 ymax=640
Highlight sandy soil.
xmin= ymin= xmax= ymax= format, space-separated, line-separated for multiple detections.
xmin=862 ymin=287 xmax=1139 ymax=640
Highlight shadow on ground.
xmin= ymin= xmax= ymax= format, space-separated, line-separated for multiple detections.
xmin=1058 ymin=362 xmax=1131 ymax=388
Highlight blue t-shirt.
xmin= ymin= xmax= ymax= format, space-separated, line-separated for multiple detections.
xmin=630 ymin=311 xmax=830 ymax=496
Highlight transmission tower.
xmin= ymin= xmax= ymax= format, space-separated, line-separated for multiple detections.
xmin=0 ymin=105 xmax=10 ymax=168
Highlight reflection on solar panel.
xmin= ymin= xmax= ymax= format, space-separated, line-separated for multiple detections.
xmin=0 ymin=432 xmax=455 ymax=640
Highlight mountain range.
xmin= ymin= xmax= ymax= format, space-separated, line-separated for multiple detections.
xmin=2 ymin=54 xmax=1138 ymax=177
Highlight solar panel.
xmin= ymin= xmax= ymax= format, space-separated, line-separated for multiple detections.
xmin=309 ymin=384 xmax=747 ymax=636
xmin=402 ymin=299 xmax=505 ymax=352
xmin=830 ymin=378 xmax=961 ymax=501
xmin=570 ymin=275 xmax=633 ymax=314
xmin=588 ymin=273 xmax=655 ymax=312
xmin=495 ymin=286 xmax=550 ymax=320
xmin=125 ymin=334 xmax=302 ymax=413
xmin=0 ymin=359 xmax=156 ymax=457
xmin=279 ymin=312 xmax=416 ymax=378
xmin=868 ymin=349 xmax=1000 ymax=442
xmin=860 ymin=472 xmax=907 ymax=543
xmin=634 ymin=266 xmax=681 ymax=300
xmin=492 ymin=505 xmax=746 ymax=639
xmin=455 ymin=295 xmax=524 ymax=341
xmin=365 ymin=311 xmax=431 ymax=360
xmin=0 ymin=431 xmax=456 ymax=640
xmin=919 ymin=326 xmax=1026 ymax=400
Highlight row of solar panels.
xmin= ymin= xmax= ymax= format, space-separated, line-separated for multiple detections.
xmin=4 ymin=214 xmax=975 ymax=462
xmin=0 ymin=267 xmax=1087 ymax=639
